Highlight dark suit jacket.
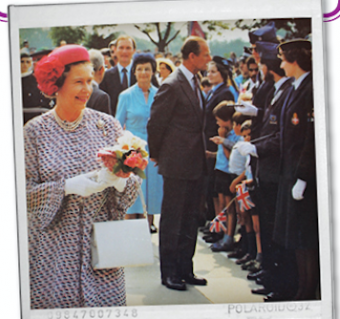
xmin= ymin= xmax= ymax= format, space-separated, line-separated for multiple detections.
xmin=147 ymin=68 xmax=207 ymax=180
xmin=99 ymin=65 xmax=136 ymax=116
xmin=86 ymin=83 xmax=111 ymax=115
xmin=205 ymin=84 xmax=234 ymax=152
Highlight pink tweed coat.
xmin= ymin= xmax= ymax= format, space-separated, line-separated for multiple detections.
xmin=24 ymin=108 xmax=139 ymax=309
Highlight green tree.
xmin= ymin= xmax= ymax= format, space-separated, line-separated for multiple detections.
xmin=83 ymin=31 xmax=120 ymax=50
xmin=233 ymin=18 xmax=311 ymax=40
xmin=49 ymin=26 xmax=86 ymax=46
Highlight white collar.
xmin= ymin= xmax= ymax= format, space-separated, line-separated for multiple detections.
xmin=274 ymin=77 xmax=289 ymax=93
xmin=179 ymin=64 xmax=195 ymax=87
xmin=21 ymin=70 xmax=33 ymax=78
xmin=293 ymin=72 xmax=310 ymax=90
xmin=117 ymin=62 xmax=132 ymax=73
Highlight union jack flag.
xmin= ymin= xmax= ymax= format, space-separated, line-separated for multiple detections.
xmin=236 ymin=182 xmax=255 ymax=212
xmin=209 ymin=210 xmax=227 ymax=233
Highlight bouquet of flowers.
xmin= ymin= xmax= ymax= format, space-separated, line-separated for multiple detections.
xmin=96 ymin=131 xmax=149 ymax=191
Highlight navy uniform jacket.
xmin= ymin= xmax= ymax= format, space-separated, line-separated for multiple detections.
xmin=147 ymin=68 xmax=207 ymax=180
xmin=86 ymin=83 xmax=112 ymax=115
xmin=251 ymin=79 xmax=275 ymax=139
xmin=205 ymin=84 xmax=234 ymax=152
xmin=255 ymin=78 xmax=293 ymax=183
xmin=273 ymin=73 xmax=318 ymax=249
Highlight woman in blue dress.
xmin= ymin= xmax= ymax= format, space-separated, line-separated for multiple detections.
xmin=116 ymin=53 xmax=163 ymax=233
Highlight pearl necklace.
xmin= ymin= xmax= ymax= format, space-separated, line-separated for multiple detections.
xmin=53 ymin=109 xmax=84 ymax=131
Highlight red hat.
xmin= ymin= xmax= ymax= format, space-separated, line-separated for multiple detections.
xmin=34 ymin=44 xmax=90 ymax=96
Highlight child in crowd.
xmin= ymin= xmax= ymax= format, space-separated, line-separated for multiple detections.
xmin=207 ymin=101 xmax=242 ymax=252
xmin=229 ymin=120 xmax=262 ymax=272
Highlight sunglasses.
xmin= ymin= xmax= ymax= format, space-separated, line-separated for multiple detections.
xmin=248 ymin=68 xmax=259 ymax=72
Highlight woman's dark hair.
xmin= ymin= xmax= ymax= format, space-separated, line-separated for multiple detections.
xmin=261 ymin=58 xmax=285 ymax=77
xmin=208 ymin=61 xmax=229 ymax=83
xmin=132 ymin=53 xmax=157 ymax=74
xmin=55 ymin=61 xmax=91 ymax=90
xmin=282 ymin=48 xmax=312 ymax=72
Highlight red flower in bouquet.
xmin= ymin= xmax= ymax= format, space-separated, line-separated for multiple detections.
xmin=97 ymin=131 xmax=149 ymax=179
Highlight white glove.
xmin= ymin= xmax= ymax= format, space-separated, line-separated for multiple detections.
xmin=237 ymin=142 xmax=258 ymax=157
xmin=97 ymin=168 xmax=128 ymax=192
xmin=292 ymin=179 xmax=307 ymax=200
xmin=235 ymin=100 xmax=258 ymax=116
xmin=64 ymin=171 xmax=109 ymax=197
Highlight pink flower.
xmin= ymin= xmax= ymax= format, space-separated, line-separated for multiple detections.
xmin=124 ymin=151 xmax=143 ymax=169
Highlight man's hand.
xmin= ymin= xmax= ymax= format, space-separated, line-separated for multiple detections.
xmin=210 ymin=136 xmax=225 ymax=145
xmin=150 ymin=158 xmax=158 ymax=167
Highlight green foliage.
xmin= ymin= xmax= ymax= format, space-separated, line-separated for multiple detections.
xmin=234 ymin=18 xmax=311 ymax=40
xmin=49 ymin=26 xmax=86 ymax=46
xmin=209 ymin=38 xmax=249 ymax=58
xmin=134 ymin=168 xmax=146 ymax=179
xmin=83 ymin=31 xmax=120 ymax=50
xmin=202 ymin=20 xmax=230 ymax=38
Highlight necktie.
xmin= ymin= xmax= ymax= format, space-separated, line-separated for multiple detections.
xmin=193 ymin=75 xmax=202 ymax=108
xmin=122 ymin=68 xmax=128 ymax=90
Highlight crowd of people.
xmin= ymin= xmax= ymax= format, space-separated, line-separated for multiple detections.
xmin=21 ymin=21 xmax=319 ymax=309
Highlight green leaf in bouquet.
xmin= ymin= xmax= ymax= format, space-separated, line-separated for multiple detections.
xmin=140 ymin=150 xmax=149 ymax=158
xmin=115 ymin=150 xmax=123 ymax=159
xmin=113 ymin=162 xmax=123 ymax=174
xmin=134 ymin=168 xmax=146 ymax=179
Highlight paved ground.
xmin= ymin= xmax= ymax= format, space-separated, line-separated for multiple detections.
xmin=125 ymin=215 xmax=264 ymax=306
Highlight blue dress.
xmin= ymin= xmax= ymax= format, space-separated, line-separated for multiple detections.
xmin=116 ymin=84 xmax=163 ymax=215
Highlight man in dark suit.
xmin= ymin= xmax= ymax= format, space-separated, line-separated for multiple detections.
xmin=87 ymin=49 xmax=111 ymax=115
xmin=99 ymin=35 xmax=137 ymax=116
xmin=147 ymin=36 xmax=211 ymax=291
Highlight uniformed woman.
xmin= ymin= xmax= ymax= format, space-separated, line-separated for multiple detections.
xmin=274 ymin=39 xmax=319 ymax=301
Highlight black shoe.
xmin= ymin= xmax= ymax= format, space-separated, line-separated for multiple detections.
xmin=247 ymin=269 xmax=266 ymax=281
xmin=210 ymin=242 xmax=234 ymax=252
xmin=264 ymin=292 xmax=292 ymax=302
xmin=182 ymin=273 xmax=207 ymax=286
xmin=228 ymin=250 xmax=245 ymax=259
xmin=236 ymin=253 xmax=252 ymax=265
xmin=251 ymin=287 xmax=272 ymax=295
xmin=162 ymin=276 xmax=186 ymax=291
xmin=150 ymin=224 xmax=157 ymax=233
xmin=203 ymin=233 xmax=223 ymax=243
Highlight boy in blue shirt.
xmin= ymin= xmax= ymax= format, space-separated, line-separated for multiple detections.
xmin=206 ymin=101 xmax=242 ymax=252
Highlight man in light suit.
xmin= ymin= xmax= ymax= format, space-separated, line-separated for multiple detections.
xmin=87 ymin=49 xmax=111 ymax=115
xmin=147 ymin=36 xmax=211 ymax=291
xmin=99 ymin=35 xmax=137 ymax=116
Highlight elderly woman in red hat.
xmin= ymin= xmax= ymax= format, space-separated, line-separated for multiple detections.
xmin=25 ymin=44 xmax=139 ymax=309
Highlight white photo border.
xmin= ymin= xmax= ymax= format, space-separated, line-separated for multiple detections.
xmin=9 ymin=0 xmax=332 ymax=318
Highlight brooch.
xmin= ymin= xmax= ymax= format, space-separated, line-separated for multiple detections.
xmin=96 ymin=119 xmax=107 ymax=136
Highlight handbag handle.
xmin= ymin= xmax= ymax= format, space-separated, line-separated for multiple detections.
xmin=92 ymin=182 xmax=146 ymax=220
xmin=138 ymin=185 xmax=148 ymax=218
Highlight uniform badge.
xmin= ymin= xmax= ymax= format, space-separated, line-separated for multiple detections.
xmin=269 ymin=115 xmax=277 ymax=125
xmin=291 ymin=113 xmax=299 ymax=125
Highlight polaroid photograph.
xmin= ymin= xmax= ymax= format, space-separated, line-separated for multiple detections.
xmin=8 ymin=0 xmax=333 ymax=318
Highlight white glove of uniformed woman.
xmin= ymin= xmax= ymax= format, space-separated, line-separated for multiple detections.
xmin=292 ymin=179 xmax=307 ymax=200
xmin=235 ymin=100 xmax=258 ymax=116
xmin=64 ymin=171 xmax=110 ymax=197
xmin=237 ymin=142 xmax=258 ymax=157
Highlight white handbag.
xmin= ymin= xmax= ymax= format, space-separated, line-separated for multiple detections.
xmin=91 ymin=187 xmax=154 ymax=269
